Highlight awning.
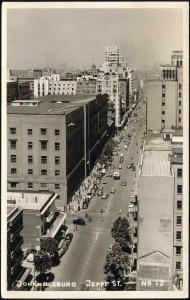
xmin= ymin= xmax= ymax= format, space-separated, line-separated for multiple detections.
xmin=45 ymin=212 xmax=66 ymax=238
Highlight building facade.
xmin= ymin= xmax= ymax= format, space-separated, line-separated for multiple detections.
xmin=7 ymin=94 xmax=108 ymax=208
xmin=146 ymin=51 xmax=183 ymax=131
xmin=7 ymin=191 xmax=66 ymax=251
xmin=7 ymin=81 xmax=19 ymax=104
xmin=7 ymin=205 xmax=24 ymax=290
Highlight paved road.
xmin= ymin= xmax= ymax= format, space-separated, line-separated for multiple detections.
xmin=48 ymin=100 xmax=146 ymax=291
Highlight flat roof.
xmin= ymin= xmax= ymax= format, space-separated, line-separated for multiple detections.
xmin=7 ymin=191 xmax=57 ymax=212
xmin=141 ymin=150 xmax=172 ymax=177
xmin=7 ymin=94 xmax=96 ymax=115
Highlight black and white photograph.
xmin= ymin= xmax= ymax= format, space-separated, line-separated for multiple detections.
xmin=1 ymin=2 xmax=189 ymax=299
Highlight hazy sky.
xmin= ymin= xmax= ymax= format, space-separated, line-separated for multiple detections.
xmin=7 ymin=8 xmax=183 ymax=70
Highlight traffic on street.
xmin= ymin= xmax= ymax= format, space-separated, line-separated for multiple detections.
xmin=47 ymin=97 xmax=146 ymax=291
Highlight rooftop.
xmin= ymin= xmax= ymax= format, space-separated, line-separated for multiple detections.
xmin=141 ymin=150 xmax=172 ymax=177
xmin=7 ymin=94 xmax=96 ymax=115
xmin=7 ymin=191 xmax=57 ymax=212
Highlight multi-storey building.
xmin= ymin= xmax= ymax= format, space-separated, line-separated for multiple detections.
xmin=146 ymin=51 xmax=183 ymax=131
xmin=7 ymin=81 xmax=19 ymax=104
xmin=76 ymin=80 xmax=96 ymax=95
xmin=7 ymin=204 xmax=31 ymax=290
xmin=7 ymin=191 xmax=66 ymax=251
xmin=7 ymin=94 xmax=108 ymax=208
xmin=171 ymin=50 xmax=183 ymax=67
xmin=105 ymin=46 xmax=120 ymax=65
xmin=170 ymin=142 xmax=183 ymax=290
xmin=49 ymin=80 xmax=77 ymax=95
xmin=134 ymin=132 xmax=183 ymax=291
xmin=17 ymin=81 xmax=31 ymax=100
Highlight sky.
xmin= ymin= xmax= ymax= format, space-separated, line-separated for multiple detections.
xmin=7 ymin=8 xmax=183 ymax=71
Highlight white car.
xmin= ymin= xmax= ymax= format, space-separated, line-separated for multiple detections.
xmin=27 ymin=253 xmax=35 ymax=262
xmin=124 ymin=145 xmax=127 ymax=149
xmin=113 ymin=171 xmax=120 ymax=179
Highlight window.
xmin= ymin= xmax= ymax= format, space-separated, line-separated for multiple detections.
xmin=162 ymin=84 xmax=165 ymax=89
xmin=162 ymin=94 xmax=165 ymax=98
xmin=10 ymin=182 xmax=17 ymax=188
xmin=179 ymin=93 xmax=182 ymax=98
xmin=176 ymin=216 xmax=182 ymax=225
xmin=177 ymin=200 xmax=182 ymax=210
xmin=177 ymin=168 xmax=182 ymax=178
xmin=55 ymin=129 xmax=60 ymax=136
xmin=11 ymin=168 xmax=17 ymax=174
xmin=162 ymin=120 xmax=165 ymax=124
xmin=28 ymin=169 xmax=33 ymax=175
xmin=162 ymin=111 xmax=165 ymax=115
xmin=28 ymin=183 xmax=33 ymax=188
xmin=179 ymin=101 xmax=182 ymax=106
xmin=55 ymin=183 xmax=60 ymax=189
xmin=10 ymin=128 xmax=16 ymax=134
xmin=40 ymin=128 xmax=47 ymax=135
xmin=178 ymin=109 xmax=181 ymax=115
xmin=40 ymin=183 xmax=47 ymax=188
xmin=177 ymin=185 xmax=182 ymax=194
xmin=176 ymin=231 xmax=181 ymax=240
xmin=55 ymin=143 xmax=60 ymax=151
xmin=41 ymin=156 xmax=47 ymax=164
xmin=179 ymin=83 xmax=182 ymax=90
xmin=10 ymin=140 xmax=17 ymax=149
xmin=176 ymin=262 xmax=181 ymax=270
xmin=41 ymin=169 xmax=47 ymax=175
xmin=28 ymin=156 xmax=33 ymax=164
xmin=55 ymin=157 xmax=60 ymax=165
xmin=11 ymin=155 xmax=16 ymax=163
xmin=28 ymin=142 xmax=33 ymax=150
xmin=41 ymin=141 xmax=48 ymax=150
xmin=176 ymin=247 xmax=181 ymax=255
xmin=28 ymin=129 xmax=32 ymax=135
xmin=179 ymin=118 xmax=182 ymax=123
xmin=55 ymin=170 xmax=60 ymax=176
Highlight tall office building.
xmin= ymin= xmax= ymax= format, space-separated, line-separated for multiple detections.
xmin=133 ymin=132 xmax=183 ymax=291
xmin=7 ymin=94 xmax=108 ymax=208
xmin=146 ymin=50 xmax=183 ymax=131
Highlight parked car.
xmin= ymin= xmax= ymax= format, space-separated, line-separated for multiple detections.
xmin=121 ymin=181 xmax=127 ymax=186
xmin=124 ymin=145 xmax=128 ymax=149
xmin=73 ymin=218 xmax=85 ymax=225
xmin=118 ymin=164 xmax=122 ymax=169
xmin=128 ymin=204 xmax=135 ymax=213
xmin=65 ymin=233 xmax=73 ymax=241
xmin=97 ymin=190 xmax=103 ymax=196
xmin=102 ymin=178 xmax=107 ymax=184
xmin=110 ymin=187 xmax=116 ymax=193
xmin=101 ymin=193 xmax=108 ymax=199
xmin=131 ymin=166 xmax=136 ymax=171
xmin=86 ymin=193 xmax=92 ymax=200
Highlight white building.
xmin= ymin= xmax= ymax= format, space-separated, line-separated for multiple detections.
xmin=34 ymin=77 xmax=49 ymax=98
xmin=49 ymin=81 xmax=77 ymax=95
xmin=105 ymin=46 xmax=120 ymax=64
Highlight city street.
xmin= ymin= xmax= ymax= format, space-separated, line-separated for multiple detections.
xmin=48 ymin=102 xmax=146 ymax=291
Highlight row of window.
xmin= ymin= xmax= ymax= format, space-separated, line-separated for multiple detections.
xmin=11 ymin=168 xmax=61 ymax=176
xmin=161 ymin=101 xmax=182 ymax=107
xmin=10 ymin=182 xmax=60 ymax=189
xmin=10 ymin=155 xmax=61 ymax=164
xmin=10 ymin=141 xmax=60 ymax=151
xmin=10 ymin=128 xmax=60 ymax=136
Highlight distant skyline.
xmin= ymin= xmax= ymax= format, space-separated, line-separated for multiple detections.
xmin=7 ymin=8 xmax=183 ymax=71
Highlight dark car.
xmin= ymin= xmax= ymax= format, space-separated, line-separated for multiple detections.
xmin=66 ymin=233 xmax=73 ymax=241
xmin=73 ymin=218 xmax=85 ymax=225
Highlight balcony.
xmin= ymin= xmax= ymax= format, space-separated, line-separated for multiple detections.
xmin=43 ymin=212 xmax=67 ymax=239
